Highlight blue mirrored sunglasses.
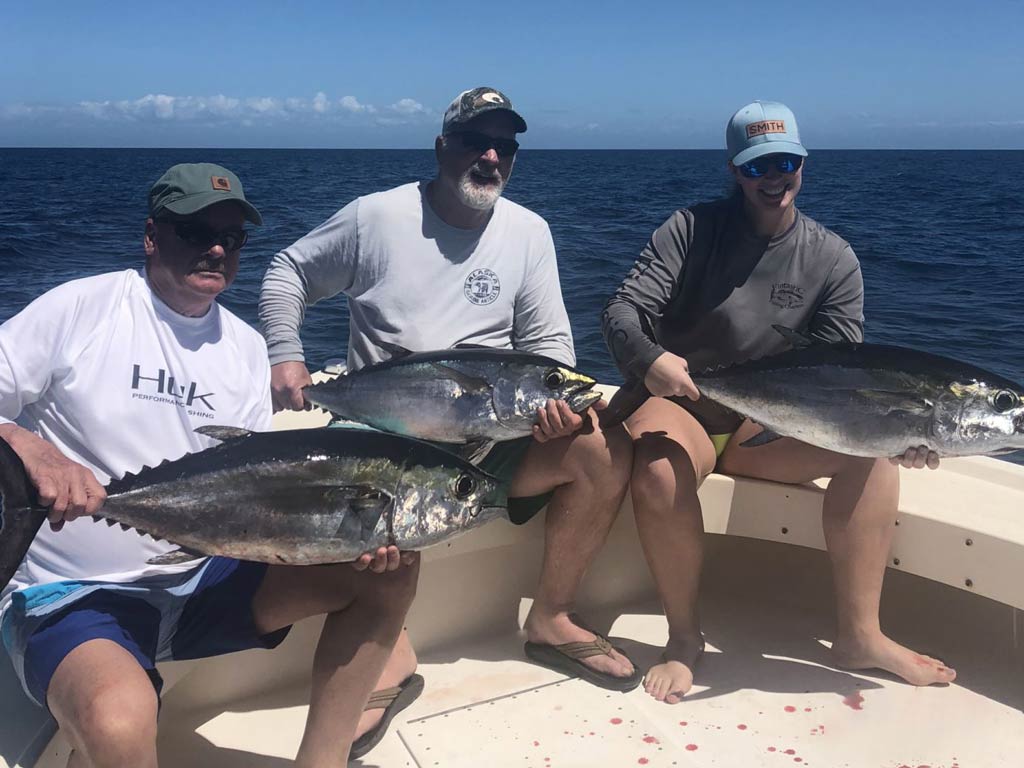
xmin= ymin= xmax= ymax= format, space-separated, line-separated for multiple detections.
xmin=739 ymin=154 xmax=804 ymax=179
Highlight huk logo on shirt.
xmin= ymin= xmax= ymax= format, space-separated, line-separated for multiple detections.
xmin=464 ymin=268 xmax=501 ymax=306
xmin=130 ymin=365 xmax=216 ymax=416
xmin=769 ymin=283 xmax=806 ymax=310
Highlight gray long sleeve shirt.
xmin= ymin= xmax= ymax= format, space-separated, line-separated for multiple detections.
xmin=602 ymin=198 xmax=864 ymax=431
xmin=259 ymin=182 xmax=575 ymax=371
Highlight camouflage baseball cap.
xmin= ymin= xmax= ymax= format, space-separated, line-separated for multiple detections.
xmin=148 ymin=162 xmax=263 ymax=225
xmin=442 ymin=87 xmax=528 ymax=135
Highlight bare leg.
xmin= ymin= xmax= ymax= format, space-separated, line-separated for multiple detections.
xmin=628 ymin=398 xmax=716 ymax=703
xmin=517 ymin=412 xmax=636 ymax=679
xmin=719 ymin=421 xmax=956 ymax=686
xmin=353 ymin=628 xmax=418 ymax=740
xmin=48 ymin=640 xmax=160 ymax=768
xmin=252 ymin=556 xmax=420 ymax=767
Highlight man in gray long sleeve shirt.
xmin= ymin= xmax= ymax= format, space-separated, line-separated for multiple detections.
xmin=259 ymin=87 xmax=639 ymax=753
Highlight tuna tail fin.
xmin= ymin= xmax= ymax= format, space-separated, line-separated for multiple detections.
xmin=195 ymin=425 xmax=254 ymax=443
xmin=598 ymin=378 xmax=651 ymax=430
xmin=0 ymin=437 xmax=46 ymax=592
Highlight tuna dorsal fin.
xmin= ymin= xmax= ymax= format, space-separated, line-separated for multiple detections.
xmin=147 ymin=548 xmax=205 ymax=566
xmin=772 ymin=325 xmax=815 ymax=350
xmin=379 ymin=340 xmax=415 ymax=360
xmin=431 ymin=363 xmax=491 ymax=393
xmin=445 ymin=438 xmax=494 ymax=465
xmin=195 ymin=425 xmax=253 ymax=442
xmin=453 ymin=343 xmax=491 ymax=349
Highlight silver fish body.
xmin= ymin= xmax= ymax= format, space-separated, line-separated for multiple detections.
xmin=304 ymin=348 xmax=601 ymax=444
xmin=0 ymin=428 xmax=506 ymax=589
xmin=694 ymin=344 xmax=1024 ymax=458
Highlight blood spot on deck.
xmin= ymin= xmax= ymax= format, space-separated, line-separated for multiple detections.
xmin=643 ymin=736 xmax=659 ymax=744
xmin=804 ymin=707 xmax=812 ymax=712
xmin=784 ymin=705 xmax=797 ymax=713
xmin=610 ymin=718 xmax=623 ymax=725
xmin=842 ymin=692 xmax=865 ymax=710
xmin=638 ymin=760 xmax=649 ymax=765
xmin=533 ymin=741 xmax=540 ymax=747
xmin=768 ymin=747 xmax=777 ymax=752
xmin=685 ymin=743 xmax=699 ymax=751
xmin=784 ymin=749 xmax=796 ymax=755
xmin=679 ymin=721 xmax=688 ymax=726
xmin=737 ymin=724 xmax=748 ymax=730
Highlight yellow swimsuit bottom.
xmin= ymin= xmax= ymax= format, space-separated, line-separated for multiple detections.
xmin=709 ymin=432 xmax=733 ymax=459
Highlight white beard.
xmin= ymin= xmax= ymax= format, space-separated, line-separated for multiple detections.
xmin=455 ymin=165 xmax=506 ymax=210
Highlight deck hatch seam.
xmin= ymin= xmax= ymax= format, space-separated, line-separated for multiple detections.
xmin=404 ymin=677 xmax=570 ymax=724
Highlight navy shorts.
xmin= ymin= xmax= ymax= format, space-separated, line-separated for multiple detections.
xmin=9 ymin=557 xmax=290 ymax=708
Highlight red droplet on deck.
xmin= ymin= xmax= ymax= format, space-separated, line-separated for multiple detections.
xmin=784 ymin=749 xmax=796 ymax=755
xmin=842 ymin=692 xmax=864 ymax=710
xmin=533 ymin=741 xmax=540 ymax=747
xmin=638 ymin=760 xmax=649 ymax=765
xmin=768 ymin=747 xmax=777 ymax=752
xmin=784 ymin=705 xmax=797 ymax=713
xmin=679 ymin=720 xmax=688 ymax=726
xmin=737 ymin=723 xmax=748 ymax=730
xmin=643 ymin=736 xmax=659 ymax=744
xmin=610 ymin=718 xmax=623 ymax=725
xmin=804 ymin=707 xmax=812 ymax=712
xmin=795 ymin=759 xmax=803 ymax=763
xmin=685 ymin=744 xmax=699 ymax=751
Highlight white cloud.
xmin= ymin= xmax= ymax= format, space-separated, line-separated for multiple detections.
xmin=390 ymin=98 xmax=425 ymax=115
xmin=339 ymin=95 xmax=375 ymax=113
xmin=312 ymin=91 xmax=329 ymax=114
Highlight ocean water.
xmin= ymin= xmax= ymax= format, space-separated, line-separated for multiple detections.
xmin=1 ymin=148 xmax=1022 ymax=464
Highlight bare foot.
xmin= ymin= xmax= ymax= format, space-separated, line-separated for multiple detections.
xmin=832 ymin=632 xmax=956 ymax=686
xmin=644 ymin=636 xmax=704 ymax=704
xmin=525 ymin=610 xmax=635 ymax=680
xmin=354 ymin=629 xmax=418 ymax=741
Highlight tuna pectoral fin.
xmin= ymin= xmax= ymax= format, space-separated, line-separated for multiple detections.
xmin=739 ymin=429 xmax=783 ymax=449
xmin=195 ymin=425 xmax=254 ymax=442
xmin=448 ymin=439 xmax=495 ymax=465
xmin=598 ymin=379 xmax=651 ymax=429
xmin=147 ymin=548 xmax=205 ymax=566
xmin=856 ymin=390 xmax=935 ymax=417
xmin=0 ymin=437 xmax=46 ymax=591
xmin=431 ymin=364 xmax=492 ymax=394
xmin=379 ymin=340 xmax=415 ymax=361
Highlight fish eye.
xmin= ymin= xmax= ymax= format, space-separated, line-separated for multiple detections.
xmin=991 ymin=390 xmax=1020 ymax=413
xmin=544 ymin=369 xmax=565 ymax=389
xmin=453 ymin=474 xmax=477 ymax=499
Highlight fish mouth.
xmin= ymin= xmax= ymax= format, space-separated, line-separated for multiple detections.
xmin=565 ymin=384 xmax=602 ymax=413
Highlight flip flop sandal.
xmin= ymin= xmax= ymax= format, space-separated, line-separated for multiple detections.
xmin=524 ymin=634 xmax=642 ymax=693
xmin=350 ymin=673 xmax=425 ymax=759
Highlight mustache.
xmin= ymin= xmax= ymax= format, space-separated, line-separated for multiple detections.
xmin=191 ymin=258 xmax=228 ymax=272
xmin=468 ymin=164 xmax=502 ymax=180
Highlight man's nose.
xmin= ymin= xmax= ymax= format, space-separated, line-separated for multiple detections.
xmin=480 ymin=147 xmax=500 ymax=164
xmin=205 ymin=242 xmax=227 ymax=258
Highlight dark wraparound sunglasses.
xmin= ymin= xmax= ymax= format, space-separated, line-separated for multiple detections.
xmin=161 ymin=220 xmax=249 ymax=252
xmin=738 ymin=154 xmax=804 ymax=179
xmin=452 ymin=131 xmax=520 ymax=158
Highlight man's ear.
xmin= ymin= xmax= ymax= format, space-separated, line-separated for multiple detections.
xmin=144 ymin=218 xmax=158 ymax=258
xmin=435 ymin=135 xmax=445 ymax=163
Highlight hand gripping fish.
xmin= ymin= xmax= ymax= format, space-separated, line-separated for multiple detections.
xmin=303 ymin=345 xmax=602 ymax=460
xmin=0 ymin=427 xmax=507 ymax=591
xmin=600 ymin=327 xmax=1024 ymax=459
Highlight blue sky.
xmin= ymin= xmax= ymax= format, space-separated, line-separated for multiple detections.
xmin=2 ymin=1 xmax=1022 ymax=149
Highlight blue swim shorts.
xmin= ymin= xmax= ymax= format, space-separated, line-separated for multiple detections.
xmin=1 ymin=557 xmax=290 ymax=708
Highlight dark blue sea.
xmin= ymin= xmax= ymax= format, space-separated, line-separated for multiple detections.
xmin=2 ymin=149 xmax=1022 ymax=465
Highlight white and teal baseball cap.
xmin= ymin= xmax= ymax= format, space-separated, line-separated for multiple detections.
xmin=726 ymin=101 xmax=808 ymax=166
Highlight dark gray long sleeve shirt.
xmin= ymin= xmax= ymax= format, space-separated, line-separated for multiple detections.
xmin=602 ymin=198 xmax=864 ymax=431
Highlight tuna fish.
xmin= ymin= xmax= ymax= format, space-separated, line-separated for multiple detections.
xmin=602 ymin=327 xmax=1024 ymax=458
xmin=0 ymin=427 xmax=506 ymax=590
xmin=303 ymin=346 xmax=602 ymax=456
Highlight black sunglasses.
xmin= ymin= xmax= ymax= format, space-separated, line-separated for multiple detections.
xmin=739 ymin=154 xmax=804 ymax=179
xmin=452 ymin=131 xmax=520 ymax=158
xmin=161 ymin=220 xmax=249 ymax=252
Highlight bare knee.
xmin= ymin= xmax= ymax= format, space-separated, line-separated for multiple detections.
xmin=63 ymin=684 xmax=158 ymax=766
xmin=566 ymin=420 xmax=633 ymax=490
xmin=631 ymin=437 xmax=701 ymax=518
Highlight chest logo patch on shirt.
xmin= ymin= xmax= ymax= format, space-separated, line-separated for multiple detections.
xmin=770 ymin=283 xmax=805 ymax=309
xmin=464 ymin=268 xmax=501 ymax=306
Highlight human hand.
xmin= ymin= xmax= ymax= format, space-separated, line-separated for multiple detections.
xmin=532 ymin=398 xmax=585 ymax=443
xmin=0 ymin=425 xmax=106 ymax=530
xmin=889 ymin=445 xmax=940 ymax=470
xmin=270 ymin=361 xmax=313 ymax=412
xmin=350 ymin=545 xmax=418 ymax=573
xmin=644 ymin=352 xmax=700 ymax=400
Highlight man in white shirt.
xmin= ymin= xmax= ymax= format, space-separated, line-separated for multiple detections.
xmin=261 ymin=88 xmax=641 ymax=736
xmin=0 ymin=163 xmax=417 ymax=767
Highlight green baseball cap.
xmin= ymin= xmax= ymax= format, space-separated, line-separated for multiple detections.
xmin=148 ymin=162 xmax=263 ymax=225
